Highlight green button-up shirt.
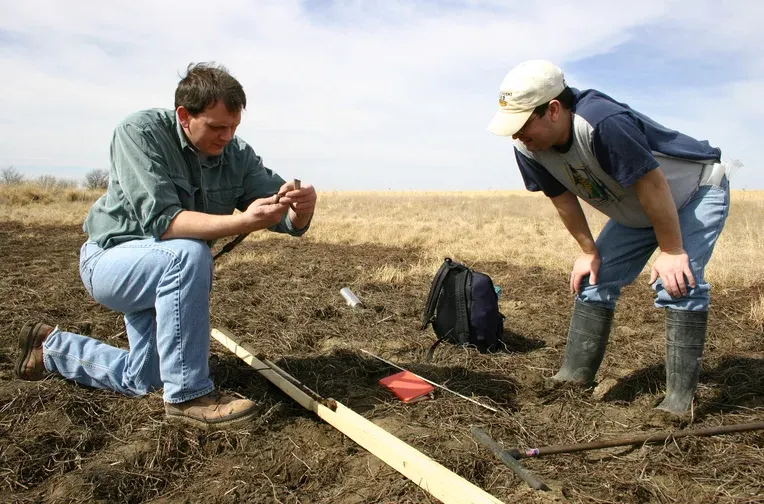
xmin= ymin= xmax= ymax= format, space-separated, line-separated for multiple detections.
xmin=83 ymin=108 xmax=307 ymax=249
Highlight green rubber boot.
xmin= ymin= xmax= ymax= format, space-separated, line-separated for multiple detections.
xmin=656 ymin=309 xmax=708 ymax=415
xmin=551 ymin=300 xmax=614 ymax=386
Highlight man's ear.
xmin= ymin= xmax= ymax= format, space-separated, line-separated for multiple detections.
xmin=548 ymin=100 xmax=562 ymax=121
xmin=176 ymin=106 xmax=191 ymax=128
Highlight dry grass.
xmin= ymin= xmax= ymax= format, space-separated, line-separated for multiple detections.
xmin=750 ymin=294 xmax=764 ymax=330
xmin=0 ymin=184 xmax=102 ymax=225
xmin=7 ymin=184 xmax=762 ymax=278
xmin=308 ymin=189 xmax=764 ymax=287
xmin=1 ymin=184 xmax=763 ymax=504
xmin=2 ymin=183 xmax=763 ymax=318
xmin=258 ymin=188 xmax=764 ymax=328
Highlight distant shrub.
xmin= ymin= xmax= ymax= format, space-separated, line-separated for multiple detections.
xmin=36 ymin=175 xmax=58 ymax=188
xmin=36 ymin=175 xmax=78 ymax=189
xmin=1 ymin=166 xmax=24 ymax=185
xmin=85 ymin=169 xmax=109 ymax=190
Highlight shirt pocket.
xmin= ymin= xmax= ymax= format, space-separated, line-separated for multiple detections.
xmin=205 ymin=187 xmax=243 ymax=215
xmin=171 ymin=177 xmax=199 ymax=210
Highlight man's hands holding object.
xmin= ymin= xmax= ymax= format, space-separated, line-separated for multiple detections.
xmin=242 ymin=179 xmax=316 ymax=231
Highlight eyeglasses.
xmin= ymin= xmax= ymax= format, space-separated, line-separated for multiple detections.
xmin=515 ymin=111 xmax=542 ymax=137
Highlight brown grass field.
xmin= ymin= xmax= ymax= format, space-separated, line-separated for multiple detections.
xmin=1 ymin=183 xmax=763 ymax=503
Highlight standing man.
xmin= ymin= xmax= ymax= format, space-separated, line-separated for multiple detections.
xmin=15 ymin=62 xmax=317 ymax=429
xmin=487 ymin=60 xmax=732 ymax=416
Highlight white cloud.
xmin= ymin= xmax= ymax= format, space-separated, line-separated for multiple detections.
xmin=0 ymin=0 xmax=760 ymax=189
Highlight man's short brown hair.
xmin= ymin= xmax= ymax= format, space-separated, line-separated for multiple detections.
xmin=174 ymin=62 xmax=246 ymax=115
xmin=533 ymin=86 xmax=575 ymax=117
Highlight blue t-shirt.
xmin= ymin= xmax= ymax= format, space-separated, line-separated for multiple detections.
xmin=514 ymin=88 xmax=721 ymax=227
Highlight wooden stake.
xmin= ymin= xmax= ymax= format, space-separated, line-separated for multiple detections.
xmin=211 ymin=328 xmax=506 ymax=504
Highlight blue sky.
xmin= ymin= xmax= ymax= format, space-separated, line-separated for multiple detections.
xmin=1 ymin=0 xmax=761 ymax=190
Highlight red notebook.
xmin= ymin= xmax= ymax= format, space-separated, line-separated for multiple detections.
xmin=379 ymin=370 xmax=435 ymax=403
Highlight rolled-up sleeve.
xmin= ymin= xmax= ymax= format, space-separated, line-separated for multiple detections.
xmin=281 ymin=212 xmax=311 ymax=236
xmin=236 ymin=145 xmax=309 ymax=236
xmin=111 ymin=124 xmax=184 ymax=238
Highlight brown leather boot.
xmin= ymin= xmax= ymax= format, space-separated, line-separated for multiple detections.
xmin=15 ymin=322 xmax=54 ymax=381
xmin=165 ymin=390 xmax=259 ymax=429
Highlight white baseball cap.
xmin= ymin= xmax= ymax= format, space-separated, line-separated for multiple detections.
xmin=486 ymin=60 xmax=566 ymax=137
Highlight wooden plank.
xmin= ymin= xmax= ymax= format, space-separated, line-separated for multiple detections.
xmin=211 ymin=328 xmax=317 ymax=412
xmin=211 ymin=328 xmax=506 ymax=504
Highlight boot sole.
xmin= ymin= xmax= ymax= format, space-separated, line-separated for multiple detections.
xmin=15 ymin=322 xmax=42 ymax=380
xmin=165 ymin=410 xmax=259 ymax=430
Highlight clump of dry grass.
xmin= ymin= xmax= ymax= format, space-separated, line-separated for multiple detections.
xmin=749 ymin=292 xmax=764 ymax=330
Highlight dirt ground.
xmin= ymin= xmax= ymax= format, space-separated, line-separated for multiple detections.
xmin=1 ymin=220 xmax=763 ymax=504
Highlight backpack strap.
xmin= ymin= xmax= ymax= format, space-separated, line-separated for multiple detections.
xmin=424 ymin=269 xmax=470 ymax=361
xmin=421 ymin=258 xmax=459 ymax=330
xmin=425 ymin=329 xmax=453 ymax=362
xmin=453 ymin=269 xmax=471 ymax=344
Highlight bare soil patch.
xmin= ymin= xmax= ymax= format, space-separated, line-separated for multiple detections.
xmin=1 ymin=221 xmax=763 ymax=503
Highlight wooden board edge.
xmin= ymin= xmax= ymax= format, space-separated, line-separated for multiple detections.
xmin=210 ymin=327 xmax=505 ymax=504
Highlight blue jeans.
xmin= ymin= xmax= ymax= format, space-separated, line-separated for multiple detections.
xmin=42 ymin=238 xmax=215 ymax=403
xmin=577 ymin=177 xmax=730 ymax=311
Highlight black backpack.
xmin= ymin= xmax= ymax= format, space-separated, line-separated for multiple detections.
xmin=421 ymin=258 xmax=505 ymax=358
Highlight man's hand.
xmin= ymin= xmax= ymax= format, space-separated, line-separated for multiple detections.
xmin=275 ymin=181 xmax=317 ymax=215
xmin=275 ymin=180 xmax=316 ymax=230
xmin=240 ymin=194 xmax=290 ymax=232
xmin=571 ymin=251 xmax=601 ymax=294
xmin=650 ymin=249 xmax=695 ymax=298
xmin=549 ymin=191 xmax=600 ymax=295
xmin=634 ymin=168 xmax=693 ymax=298
xmin=160 ymin=182 xmax=314 ymax=241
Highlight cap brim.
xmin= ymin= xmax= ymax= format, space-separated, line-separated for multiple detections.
xmin=486 ymin=109 xmax=533 ymax=137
